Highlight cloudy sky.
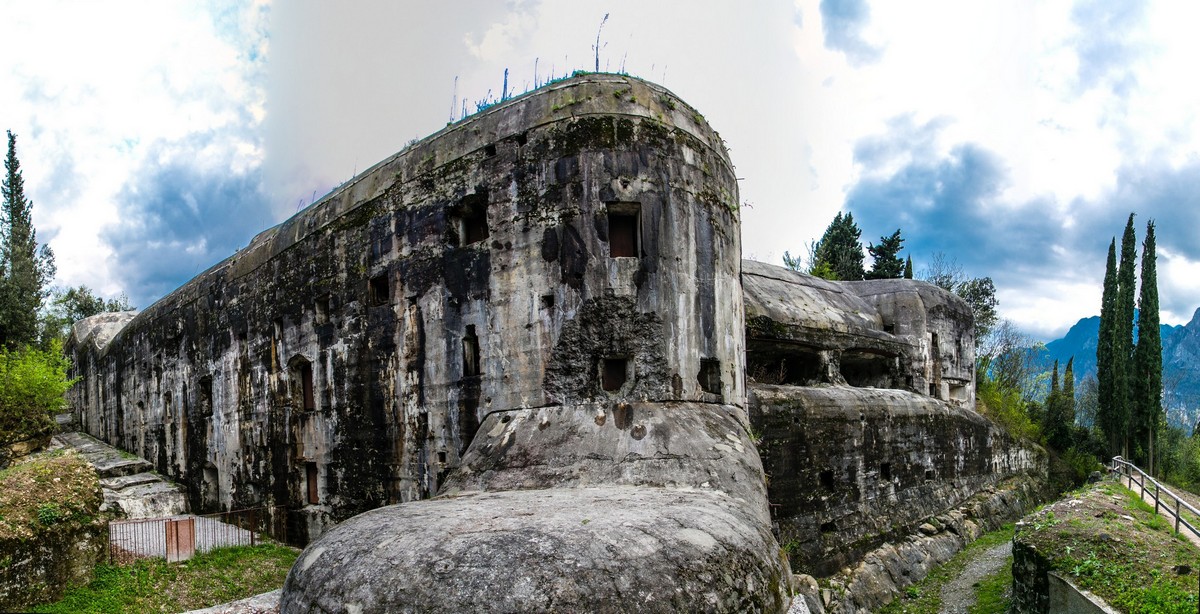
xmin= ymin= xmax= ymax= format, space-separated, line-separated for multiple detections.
xmin=2 ymin=0 xmax=1198 ymax=340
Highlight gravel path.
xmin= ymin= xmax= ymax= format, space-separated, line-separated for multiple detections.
xmin=938 ymin=541 xmax=1012 ymax=614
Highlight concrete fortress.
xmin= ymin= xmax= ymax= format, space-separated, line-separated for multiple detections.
xmin=69 ymin=74 xmax=1038 ymax=612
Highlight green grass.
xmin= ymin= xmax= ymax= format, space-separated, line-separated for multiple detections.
xmin=32 ymin=543 xmax=298 ymax=614
xmin=968 ymin=560 xmax=1012 ymax=614
xmin=1018 ymin=481 xmax=1200 ymax=614
xmin=878 ymin=524 xmax=1015 ymax=614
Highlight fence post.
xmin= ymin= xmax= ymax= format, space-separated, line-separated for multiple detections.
xmin=1154 ymin=483 xmax=1159 ymax=514
xmin=1175 ymin=499 xmax=1181 ymax=534
xmin=251 ymin=508 xmax=257 ymax=547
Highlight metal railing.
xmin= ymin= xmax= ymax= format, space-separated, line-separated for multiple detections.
xmin=108 ymin=505 xmax=287 ymax=564
xmin=1109 ymin=456 xmax=1200 ymax=541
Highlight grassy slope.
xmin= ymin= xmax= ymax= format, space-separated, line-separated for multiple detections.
xmin=33 ymin=544 xmax=299 ymax=614
xmin=1017 ymin=481 xmax=1200 ymax=614
xmin=0 ymin=451 xmax=101 ymax=541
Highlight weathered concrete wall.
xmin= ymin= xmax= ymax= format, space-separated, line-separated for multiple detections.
xmin=68 ymin=74 xmax=744 ymax=543
xmin=742 ymin=261 xmax=975 ymax=408
xmin=750 ymin=385 xmax=1045 ymax=577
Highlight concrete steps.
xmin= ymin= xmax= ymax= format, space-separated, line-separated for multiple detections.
xmin=55 ymin=432 xmax=188 ymax=519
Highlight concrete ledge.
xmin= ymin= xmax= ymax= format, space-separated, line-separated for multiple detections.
xmin=1048 ymin=572 xmax=1120 ymax=614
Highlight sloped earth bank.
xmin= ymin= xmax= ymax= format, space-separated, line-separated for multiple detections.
xmin=793 ymin=475 xmax=1046 ymax=613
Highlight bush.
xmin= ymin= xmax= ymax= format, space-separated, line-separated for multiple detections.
xmin=0 ymin=341 xmax=75 ymax=468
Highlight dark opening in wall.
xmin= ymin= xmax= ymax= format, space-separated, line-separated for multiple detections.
xmin=924 ymin=469 xmax=935 ymax=481
xmin=199 ymin=376 xmax=213 ymax=418
xmin=746 ymin=341 xmax=823 ymax=385
xmin=437 ymin=451 xmax=447 ymax=464
xmin=601 ymin=357 xmax=629 ymax=392
xmin=483 ymin=143 xmax=497 ymax=157
xmin=819 ymin=469 xmax=835 ymax=489
xmin=306 ymin=462 xmax=319 ymax=505
xmin=820 ymin=520 xmax=836 ymax=533
xmin=883 ymin=322 xmax=895 ymax=333
xmin=880 ymin=462 xmax=892 ymax=481
xmin=369 ymin=274 xmax=390 ymax=306
xmin=540 ymin=294 xmax=555 ymax=309
xmin=606 ymin=202 xmax=640 ymax=257
xmin=929 ymin=383 xmax=938 ymax=397
xmin=514 ymin=132 xmax=528 ymax=146
xmin=451 ymin=191 xmax=490 ymax=246
xmin=698 ymin=358 xmax=722 ymax=395
xmin=300 ymin=363 xmax=315 ymax=411
xmin=840 ymin=349 xmax=893 ymax=388
xmin=462 ymin=325 xmax=481 ymax=377
xmin=315 ymin=296 xmax=330 ymax=324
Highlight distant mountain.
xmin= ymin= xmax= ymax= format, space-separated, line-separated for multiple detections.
xmin=1041 ymin=308 xmax=1200 ymax=431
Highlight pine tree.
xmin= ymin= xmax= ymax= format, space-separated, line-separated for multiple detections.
xmin=866 ymin=229 xmax=905 ymax=279
xmin=903 ymin=255 xmax=913 ymax=279
xmin=1096 ymin=239 xmax=1119 ymax=456
xmin=0 ymin=131 xmax=56 ymax=349
xmin=1132 ymin=220 xmax=1161 ymax=472
xmin=811 ymin=212 xmax=865 ymax=281
xmin=1113 ymin=213 xmax=1137 ymax=458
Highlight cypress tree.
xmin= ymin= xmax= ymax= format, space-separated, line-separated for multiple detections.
xmin=904 ymin=255 xmax=913 ymax=279
xmin=1096 ymin=239 xmax=1119 ymax=457
xmin=1063 ymin=356 xmax=1075 ymax=431
xmin=0 ymin=131 xmax=55 ymax=349
xmin=1132 ymin=220 xmax=1161 ymax=472
xmin=1113 ymin=213 xmax=1137 ymax=458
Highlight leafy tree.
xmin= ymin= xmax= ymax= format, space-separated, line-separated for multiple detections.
xmin=39 ymin=285 xmax=133 ymax=347
xmin=0 ymin=131 xmax=55 ymax=349
xmin=956 ymin=277 xmax=999 ymax=343
xmin=1132 ymin=220 xmax=1161 ymax=471
xmin=1096 ymin=239 xmax=1119 ymax=456
xmin=0 ymin=341 xmax=74 ymax=468
xmin=903 ymin=255 xmax=913 ymax=279
xmin=811 ymin=212 xmax=864 ymax=281
xmin=866 ymin=229 xmax=905 ymax=279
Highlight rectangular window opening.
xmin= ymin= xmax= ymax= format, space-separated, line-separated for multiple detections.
xmin=601 ymin=357 xmax=629 ymax=392
xmin=369 ymin=274 xmax=390 ymax=306
xmin=306 ymin=462 xmax=319 ymax=505
xmin=819 ymin=469 xmax=835 ymax=490
xmin=300 ymin=363 xmax=315 ymax=411
xmin=698 ymin=358 xmax=722 ymax=395
xmin=462 ymin=325 xmax=481 ymax=377
xmin=483 ymin=143 xmax=497 ymax=157
xmin=453 ymin=190 xmax=490 ymax=246
xmin=606 ymin=202 xmax=640 ymax=258
xmin=315 ymin=296 xmax=330 ymax=324
xmin=514 ymin=132 xmax=528 ymax=146
xmin=540 ymin=294 xmax=556 ymax=309
xmin=880 ymin=462 xmax=892 ymax=481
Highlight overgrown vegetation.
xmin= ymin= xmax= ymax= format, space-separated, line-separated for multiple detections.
xmin=32 ymin=544 xmax=299 ymax=614
xmin=0 ymin=452 xmax=100 ymax=541
xmin=1018 ymin=481 xmax=1199 ymax=614
xmin=878 ymin=524 xmax=1016 ymax=614
xmin=0 ymin=342 xmax=75 ymax=468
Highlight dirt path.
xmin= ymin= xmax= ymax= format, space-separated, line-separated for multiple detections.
xmin=937 ymin=541 xmax=1012 ymax=614
xmin=1123 ymin=476 xmax=1200 ymax=549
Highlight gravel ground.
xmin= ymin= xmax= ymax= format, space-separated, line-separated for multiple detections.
xmin=938 ymin=541 xmax=1012 ymax=614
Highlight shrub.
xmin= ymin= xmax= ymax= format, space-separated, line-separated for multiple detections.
xmin=0 ymin=341 xmax=75 ymax=468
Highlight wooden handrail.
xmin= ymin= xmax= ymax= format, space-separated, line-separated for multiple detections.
xmin=1109 ymin=456 xmax=1200 ymax=541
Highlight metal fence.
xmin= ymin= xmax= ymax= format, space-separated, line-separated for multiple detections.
xmin=1109 ymin=456 xmax=1200 ymax=541
xmin=108 ymin=506 xmax=287 ymax=564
